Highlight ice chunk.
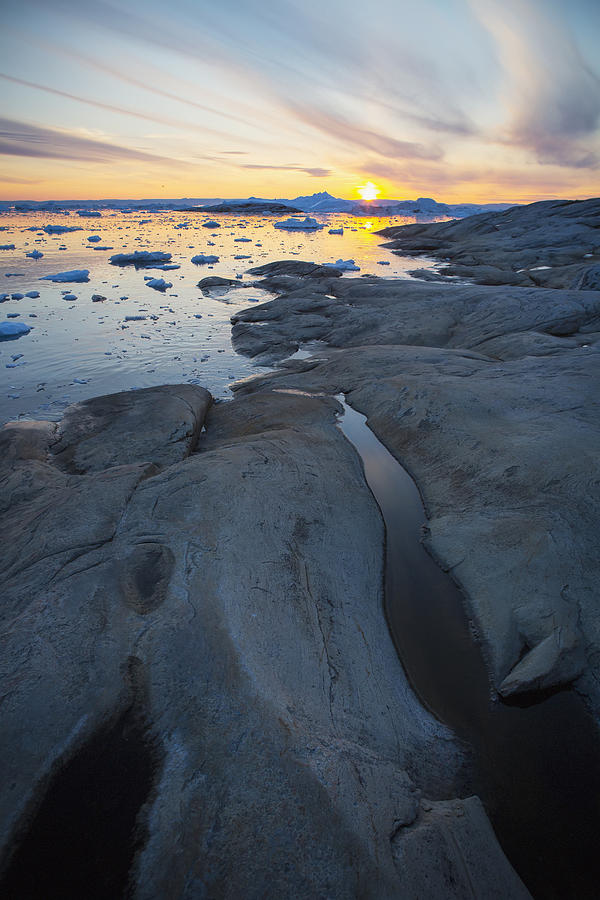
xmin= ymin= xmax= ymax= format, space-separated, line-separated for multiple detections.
xmin=0 ymin=244 xmax=16 ymax=250
xmin=324 ymin=258 xmax=360 ymax=271
xmin=11 ymin=293 xmax=24 ymax=300
xmin=377 ymin=260 xmax=390 ymax=265
xmin=63 ymin=293 xmax=77 ymax=300
xmin=145 ymin=278 xmax=172 ymax=291
xmin=0 ymin=320 xmax=31 ymax=339
xmin=234 ymin=237 xmax=252 ymax=242
xmin=109 ymin=251 xmax=172 ymax=267
xmin=77 ymin=210 xmax=101 ymax=217
xmin=26 ymin=250 xmax=44 ymax=259
xmin=328 ymin=228 xmax=343 ymax=235
xmin=25 ymin=290 xmax=40 ymax=298
xmin=191 ymin=254 xmax=220 ymax=265
xmin=274 ymin=216 xmax=324 ymax=230
xmin=87 ymin=235 xmax=102 ymax=242
xmin=202 ymin=220 xmax=221 ymax=228
xmin=40 ymin=269 xmax=90 ymax=282
xmin=42 ymin=225 xmax=83 ymax=234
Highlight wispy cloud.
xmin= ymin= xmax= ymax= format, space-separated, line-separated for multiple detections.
xmin=472 ymin=0 xmax=600 ymax=167
xmin=241 ymin=163 xmax=331 ymax=177
xmin=0 ymin=118 xmax=175 ymax=164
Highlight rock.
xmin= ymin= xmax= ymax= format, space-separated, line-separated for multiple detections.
xmin=377 ymin=198 xmax=600 ymax=289
xmin=51 ymin=384 xmax=211 ymax=473
xmin=231 ymin=259 xmax=600 ymax=711
xmin=196 ymin=276 xmax=240 ymax=292
xmin=247 ymin=260 xmax=343 ymax=278
xmin=392 ymin=797 xmax=530 ymax=899
xmin=572 ymin=264 xmax=600 ymax=291
xmin=0 ymin=385 xmax=527 ymax=899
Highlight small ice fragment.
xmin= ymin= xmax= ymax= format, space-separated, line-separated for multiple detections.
xmin=26 ymin=250 xmax=44 ymax=259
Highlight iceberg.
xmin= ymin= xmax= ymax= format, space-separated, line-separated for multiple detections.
xmin=191 ymin=254 xmax=220 ymax=265
xmin=109 ymin=251 xmax=172 ymax=267
xmin=40 ymin=269 xmax=90 ymax=282
xmin=42 ymin=225 xmax=83 ymax=234
xmin=0 ymin=320 xmax=31 ymax=339
xmin=324 ymin=259 xmax=360 ymax=271
xmin=274 ymin=217 xmax=324 ymax=231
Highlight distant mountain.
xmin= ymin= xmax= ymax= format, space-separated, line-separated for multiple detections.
xmin=0 ymin=192 xmax=516 ymax=219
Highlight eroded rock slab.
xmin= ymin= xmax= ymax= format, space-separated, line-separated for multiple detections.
xmin=0 ymin=385 xmax=527 ymax=898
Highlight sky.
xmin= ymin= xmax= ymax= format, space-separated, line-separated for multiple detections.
xmin=1 ymin=0 xmax=599 ymax=203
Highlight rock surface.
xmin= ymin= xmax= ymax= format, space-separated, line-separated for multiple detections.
xmin=0 ymin=385 xmax=528 ymax=897
xmin=232 ymin=264 xmax=600 ymax=714
xmin=377 ymin=197 xmax=600 ymax=289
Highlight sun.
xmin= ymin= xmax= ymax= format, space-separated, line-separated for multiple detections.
xmin=358 ymin=181 xmax=380 ymax=202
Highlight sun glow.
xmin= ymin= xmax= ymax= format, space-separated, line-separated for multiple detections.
xmin=358 ymin=181 xmax=380 ymax=201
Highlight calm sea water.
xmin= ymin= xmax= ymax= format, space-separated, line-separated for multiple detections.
xmin=0 ymin=210 xmax=437 ymax=423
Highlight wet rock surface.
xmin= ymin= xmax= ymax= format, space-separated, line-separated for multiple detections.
xmin=0 ymin=385 xmax=527 ymax=898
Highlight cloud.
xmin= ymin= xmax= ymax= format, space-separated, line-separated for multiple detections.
xmin=284 ymin=101 xmax=443 ymax=161
xmin=240 ymin=163 xmax=331 ymax=177
xmin=0 ymin=118 xmax=175 ymax=164
xmin=472 ymin=0 xmax=600 ymax=167
xmin=0 ymin=73 xmax=233 ymax=141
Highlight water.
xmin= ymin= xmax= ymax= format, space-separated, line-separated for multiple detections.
xmin=0 ymin=210 xmax=436 ymax=424
xmin=336 ymin=396 xmax=600 ymax=900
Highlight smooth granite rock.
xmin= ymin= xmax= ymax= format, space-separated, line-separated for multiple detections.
xmin=231 ymin=268 xmax=600 ymax=714
xmin=377 ymin=197 xmax=600 ymax=289
xmin=0 ymin=385 xmax=528 ymax=898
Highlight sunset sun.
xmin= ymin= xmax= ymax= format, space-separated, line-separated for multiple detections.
xmin=358 ymin=181 xmax=380 ymax=201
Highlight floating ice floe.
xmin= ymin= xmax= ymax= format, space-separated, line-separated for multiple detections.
xmin=11 ymin=293 xmax=24 ymax=300
xmin=151 ymin=263 xmax=180 ymax=270
xmin=0 ymin=244 xmax=16 ymax=250
xmin=192 ymin=254 xmax=220 ymax=265
xmin=77 ymin=210 xmax=101 ymax=217
xmin=324 ymin=259 xmax=360 ymax=271
xmin=87 ymin=235 xmax=102 ymax=243
xmin=25 ymin=290 xmax=40 ymax=298
xmin=0 ymin=320 xmax=31 ymax=339
xmin=234 ymin=255 xmax=251 ymax=260
xmin=63 ymin=293 xmax=77 ymax=300
xmin=109 ymin=251 xmax=172 ymax=267
xmin=124 ymin=315 xmax=147 ymax=321
xmin=234 ymin=237 xmax=252 ymax=243
xmin=42 ymin=225 xmax=83 ymax=234
xmin=40 ymin=269 xmax=90 ymax=282
xmin=377 ymin=260 xmax=390 ymax=265
xmin=26 ymin=250 xmax=43 ymax=259
xmin=202 ymin=220 xmax=220 ymax=228
xmin=328 ymin=228 xmax=343 ymax=235
xmin=274 ymin=217 xmax=324 ymax=231
xmin=145 ymin=278 xmax=172 ymax=292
